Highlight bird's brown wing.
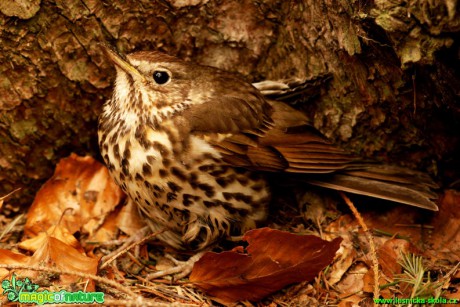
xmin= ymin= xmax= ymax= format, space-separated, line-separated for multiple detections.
xmin=217 ymin=101 xmax=439 ymax=210
xmin=181 ymin=79 xmax=438 ymax=211
xmin=210 ymin=99 xmax=359 ymax=173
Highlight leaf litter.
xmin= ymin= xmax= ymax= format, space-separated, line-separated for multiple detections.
xmin=0 ymin=153 xmax=458 ymax=306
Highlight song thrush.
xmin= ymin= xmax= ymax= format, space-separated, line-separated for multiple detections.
xmin=98 ymin=46 xmax=438 ymax=251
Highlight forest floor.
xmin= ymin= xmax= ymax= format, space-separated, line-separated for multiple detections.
xmin=1 ymin=154 xmax=459 ymax=306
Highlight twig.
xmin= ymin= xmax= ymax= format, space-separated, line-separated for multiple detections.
xmin=0 ymin=187 xmax=22 ymax=204
xmin=0 ymin=213 xmax=24 ymax=241
xmin=100 ymin=226 xmax=164 ymax=269
xmin=340 ymin=192 xmax=380 ymax=304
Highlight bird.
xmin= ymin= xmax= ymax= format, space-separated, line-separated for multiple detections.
xmin=98 ymin=45 xmax=438 ymax=252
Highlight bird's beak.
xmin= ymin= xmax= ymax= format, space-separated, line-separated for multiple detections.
xmin=100 ymin=44 xmax=144 ymax=80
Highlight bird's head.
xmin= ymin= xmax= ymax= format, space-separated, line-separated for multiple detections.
xmin=100 ymin=45 xmax=271 ymax=134
xmin=101 ymin=46 xmax=203 ymax=125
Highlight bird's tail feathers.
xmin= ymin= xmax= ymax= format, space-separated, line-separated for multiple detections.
xmin=307 ymin=164 xmax=439 ymax=210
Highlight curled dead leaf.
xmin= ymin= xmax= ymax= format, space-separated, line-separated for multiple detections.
xmin=24 ymin=154 xmax=124 ymax=238
xmin=190 ymin=227 xmax=342 ymax=303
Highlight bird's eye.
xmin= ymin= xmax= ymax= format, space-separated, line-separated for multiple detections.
xmin=153 ymin=71 xmax=170 ymax=84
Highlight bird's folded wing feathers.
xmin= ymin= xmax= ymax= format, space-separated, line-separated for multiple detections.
xmin=185 ymin=79 xmax=439 ymax=210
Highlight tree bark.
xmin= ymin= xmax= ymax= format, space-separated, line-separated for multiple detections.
xmin=0 ymin=0 xmax=458 ymax=207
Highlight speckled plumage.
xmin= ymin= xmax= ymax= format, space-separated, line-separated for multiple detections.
xmin=98 ymin=50 xmax=271 ymax=250
xmin=98 ymin=47 xmax=438 ymax=250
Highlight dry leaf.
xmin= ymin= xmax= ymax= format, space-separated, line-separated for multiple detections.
xmin=1 ymin=238 xmax=99 ymax=291
xmin=24 ymin=154 xmax=124 ymax=237
xmin=115 ymin=198 xmax=146 ymax=236
xmin=87 ymin=198 xmax=145 ymax=244
xmin=29 ymin=237 xmax=99 ymax=290
xmin=190 ymin=227 xmax=342 ymax=303
xmin=19 ymin=225 xmax=83 ymax=253
xmin=0 ymin=249 xmax=30 ymax=279
xmin=428 ymin=189 xmax=460 ymax=262
xmin=86 ymin=208 xmax=121 ymax=243
xmin=377 ymin=238 xmax=416 ymax=279
xmin=328 ymin=239 xmax=356 ymax=285
xmin=336 ymin=262 xmax=367 ymax=297
xmin=337 ymin=294 xmax=365 ymax=306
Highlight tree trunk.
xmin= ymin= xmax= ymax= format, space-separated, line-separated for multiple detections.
xmin=0 ymin=0 xmax=458 ymax=207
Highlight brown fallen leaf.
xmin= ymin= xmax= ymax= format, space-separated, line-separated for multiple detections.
xmin=29 ymin=236 xmax=100 ymax=290
xmin=376 ymin=238 xmax=418 ymax=280
xmin=190 ymin=227 xmax=342 ymax=303
xmin=19 ymin=225 xmax=83 ymax=253
xmin=115 ymin=198 xmax=146 ymax=236
xmin=24 ymin=154 xmax=124 ymax=239
xmin=428 ymin=189 xmax=460 ymax=262
xmin=336 ymin=262 xmax=368 ymax=299
xmin=0 ymin=237 xmax=99 ymax=290
xmin=0 ymin=249 xmax=30 ymax=279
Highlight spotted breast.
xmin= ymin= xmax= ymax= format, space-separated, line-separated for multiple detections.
xmin=98 ymin=49 xmax=271 ymax=250
xmin=98 ymin=46 xmax=438 ymax=251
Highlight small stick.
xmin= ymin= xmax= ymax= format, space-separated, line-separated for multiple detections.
xmin=340 ymin=192 xmax=380 ymax=304
xmin=101 ymin=227 xmax=165 ymax=269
